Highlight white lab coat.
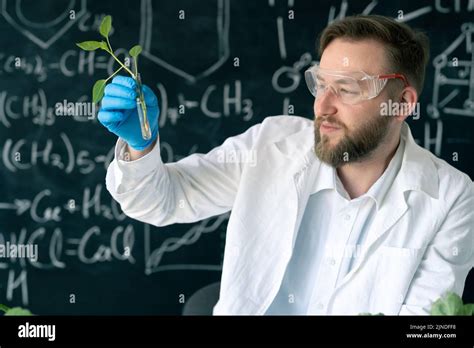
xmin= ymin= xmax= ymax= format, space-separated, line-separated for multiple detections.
xmin=105 ymin=115 xmax=474 ymax=315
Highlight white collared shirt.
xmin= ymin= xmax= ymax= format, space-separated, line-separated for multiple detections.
xmin=266 ymin=136 xmax=406 ymax=315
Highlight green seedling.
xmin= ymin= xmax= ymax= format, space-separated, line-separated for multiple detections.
xmin=76 ymin=15 xmax=151 ymax=140
xmin=359 ymin=291 xmax=474 ymax=316
xmin=0 ymin=303 xmax=33 ymax=316
xmin=431 ymin=291 xmax=474 ymax=315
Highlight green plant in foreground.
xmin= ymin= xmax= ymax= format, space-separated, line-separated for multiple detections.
xmin=359 ymin=291 xmax=474 ymax=316
xmin=0 ymin=303 xmax=33 ymax=316
xmin=430 ymin=292 xmax=474 ymax=315
xmin=76 ymin=15 xmax=143 ymax=104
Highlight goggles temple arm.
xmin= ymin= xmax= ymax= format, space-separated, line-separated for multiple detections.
xmin=378 ymin=73 xmax=410 ymax=87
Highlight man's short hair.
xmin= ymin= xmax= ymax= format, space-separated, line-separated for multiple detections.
xmin=319 ymin=15 xmax=430 ymax=95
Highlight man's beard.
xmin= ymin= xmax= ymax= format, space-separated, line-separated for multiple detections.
xmin=314 ymin=113 xmax=392 ymax=168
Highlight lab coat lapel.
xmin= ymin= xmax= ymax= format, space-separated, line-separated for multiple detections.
xmin=272 ymin=125 xmax=319 ymax=251
xmin=242 ymin=124 xmax=318 ymax=314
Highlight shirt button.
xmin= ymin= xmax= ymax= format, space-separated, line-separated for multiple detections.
xmin=316 ymin=302 xmax=324 ymax=310
xmin=327 ymin=258 xmax=336 ymax=266
xmin=344 ymin=214 xmax=351 ymax=221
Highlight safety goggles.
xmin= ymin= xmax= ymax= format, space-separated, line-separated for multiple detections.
xmin=304 ymin=64 xmax=410 ymax=105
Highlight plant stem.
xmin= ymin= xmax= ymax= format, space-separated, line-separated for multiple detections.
xmin=105 ymin=66 xmax=124 ymax=83
xmin=105 ymin=37 xmax=135 ymax=78
xmin=0 ymin=304 xmax=10 ymax=312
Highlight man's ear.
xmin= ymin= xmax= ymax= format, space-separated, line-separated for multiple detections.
xmin=395 ymin=86 xmax=418 ymax=122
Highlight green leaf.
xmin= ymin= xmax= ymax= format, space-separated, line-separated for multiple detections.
xmin=99 ymin=41 xmax=109 ymax=51
xmin=76 ymin=41 xmax=104 ymax=51
xmin=431 ymin=292 xmax=464 ymax=315
xmin=0 ymin=303 xmax=10 ymax=312
xmin=129 ymin=45 xmax=142 ymax=58
xmin=462 ymin=304 xmax=474 ymax=316
xmin=4 ymin=307 xmax=33 ymax=316
xmin=359 ymin=312 xmax=384 ymax=315
xmin=92 ymin=79 xmax=107 ymax=103
xmin=100 ymin=15 xmax=112 ymax=38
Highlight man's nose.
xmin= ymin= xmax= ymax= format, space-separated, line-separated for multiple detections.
xmin=315 ymin=86 xmax=338 ymax=116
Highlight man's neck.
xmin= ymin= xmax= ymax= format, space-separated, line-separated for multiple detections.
xmin=336 ymin=132 xmax=401 ymax=200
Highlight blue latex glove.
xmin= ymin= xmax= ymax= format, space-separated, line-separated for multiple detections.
xmin=98 ymin=75 xmax=159 ymax=150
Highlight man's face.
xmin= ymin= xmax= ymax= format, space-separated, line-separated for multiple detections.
xmin=314 ymin=38 xmax=395 ymax=167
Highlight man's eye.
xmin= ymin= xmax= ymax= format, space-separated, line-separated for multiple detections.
xmin=339 ymin=88 xmax=358 ymax=95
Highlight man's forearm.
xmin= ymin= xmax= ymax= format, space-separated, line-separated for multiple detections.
xmin=125 ymin=139 xmax=157 ymax=161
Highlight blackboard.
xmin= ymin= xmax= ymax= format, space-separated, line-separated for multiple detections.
xmin=0 ymin=0 xmax=473 ymax=315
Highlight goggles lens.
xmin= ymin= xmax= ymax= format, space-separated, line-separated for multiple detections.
xmin=304 ymin=65 xmax=389 ymax=105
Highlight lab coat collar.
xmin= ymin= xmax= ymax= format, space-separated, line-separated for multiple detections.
xmin=273 ymin=120 xmax=439 ymax=201
xmin=398 ymin=122 xmax=439 ymax=199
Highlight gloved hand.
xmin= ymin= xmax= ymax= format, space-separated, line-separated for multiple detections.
xmin=98 ymin=75 xmax=160 ymax=151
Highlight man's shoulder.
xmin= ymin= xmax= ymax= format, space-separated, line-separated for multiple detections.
xmin=255 ymin=115 xmax=313 ymax=141
xmin=428 ymin=151 xmax=472 ymax=186
xmin=422 ymin=147 xmax=474 ymax=202
xmin=402 ymin=122 xmax=472 ymax=200
xmin=222 ymin=115 xmax=313 ymax=155
xmin=261 ymin=115 xmax=312 ymax=130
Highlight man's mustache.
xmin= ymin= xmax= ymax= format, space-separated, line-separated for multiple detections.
xmin=315 ymin=115 xmax=346 ymax=129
